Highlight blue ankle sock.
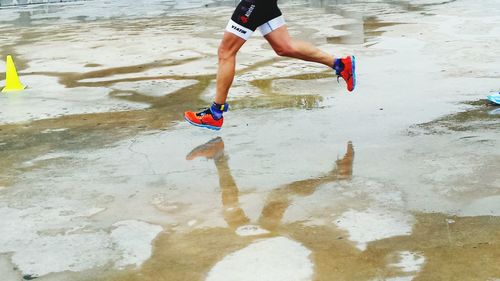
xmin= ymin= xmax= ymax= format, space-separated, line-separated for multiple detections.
xmin=333 ymin=58 xmax=344 ymax=74
xmin=210 ymin=102 xmax=229 ymax=120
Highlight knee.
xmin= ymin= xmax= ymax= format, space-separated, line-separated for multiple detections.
xmin=218 ymin=44 xmax=236 ymax=61
xmin=273 ymin=44 xmax=296 ymax=57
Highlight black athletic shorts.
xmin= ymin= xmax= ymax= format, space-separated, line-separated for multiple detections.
xmin=225 ymin=0 xmax=286 ymax=40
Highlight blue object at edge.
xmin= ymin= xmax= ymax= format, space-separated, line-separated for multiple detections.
xmin=487 ymin=93 xmax=500 ymax=105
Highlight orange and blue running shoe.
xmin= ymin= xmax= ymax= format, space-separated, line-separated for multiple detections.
xmin=334 ymin=56 xmax=356 ymax=92
xmin=184 ymin=103 xmax=228 ymax=131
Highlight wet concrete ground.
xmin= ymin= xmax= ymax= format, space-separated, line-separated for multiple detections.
xmin=0 ymin=0 xmax=499 ymax=280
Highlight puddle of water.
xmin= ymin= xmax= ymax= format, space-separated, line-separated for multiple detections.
xmin=80 ymin=137 xmax=499 ymax=281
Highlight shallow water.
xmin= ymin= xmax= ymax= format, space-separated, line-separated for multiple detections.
xmin=0 ymin=0 xmax=499 ymax=280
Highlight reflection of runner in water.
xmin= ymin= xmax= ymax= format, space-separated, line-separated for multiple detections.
xmin=109 ymin=138 xmax=498 ymax=281
xmin=186 ymin=137 xmax=354 ymax=232
xmin=184 ymin=0 xmax=356 ymax=131
xmin=185 ymin=137 xmax=357 ymax=279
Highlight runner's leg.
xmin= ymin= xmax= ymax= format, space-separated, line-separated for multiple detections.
xmin=183 ymin=0 xmax=256 ymax=130
xmin=264 ymin=25 xmax=334 ymax=67
xmin=260 ymin=17 xmax=356 ymax=92
xmin=215 ymin=32 xmax=246 ymax=105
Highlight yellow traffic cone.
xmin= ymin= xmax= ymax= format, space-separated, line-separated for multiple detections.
xmin=2 ymin=55 xmax=26 ymax=93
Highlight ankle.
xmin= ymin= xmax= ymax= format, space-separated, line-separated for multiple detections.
xmin=210 ymin=102 xmax=229 ymax=120
xmin=333 ymin=58 xmax=344 ymax=74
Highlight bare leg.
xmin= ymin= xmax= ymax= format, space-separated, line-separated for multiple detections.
xmin=264 ymin=25 xmax=334 ymax=68
xmin=214 ymin=32 xmax=246 ymax=105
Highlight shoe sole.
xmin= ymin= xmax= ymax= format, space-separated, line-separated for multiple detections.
xmin=184 ymin=116 xmax=221 ymax=131
xmin=351 ymin=55 xmax=356 ymax=91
